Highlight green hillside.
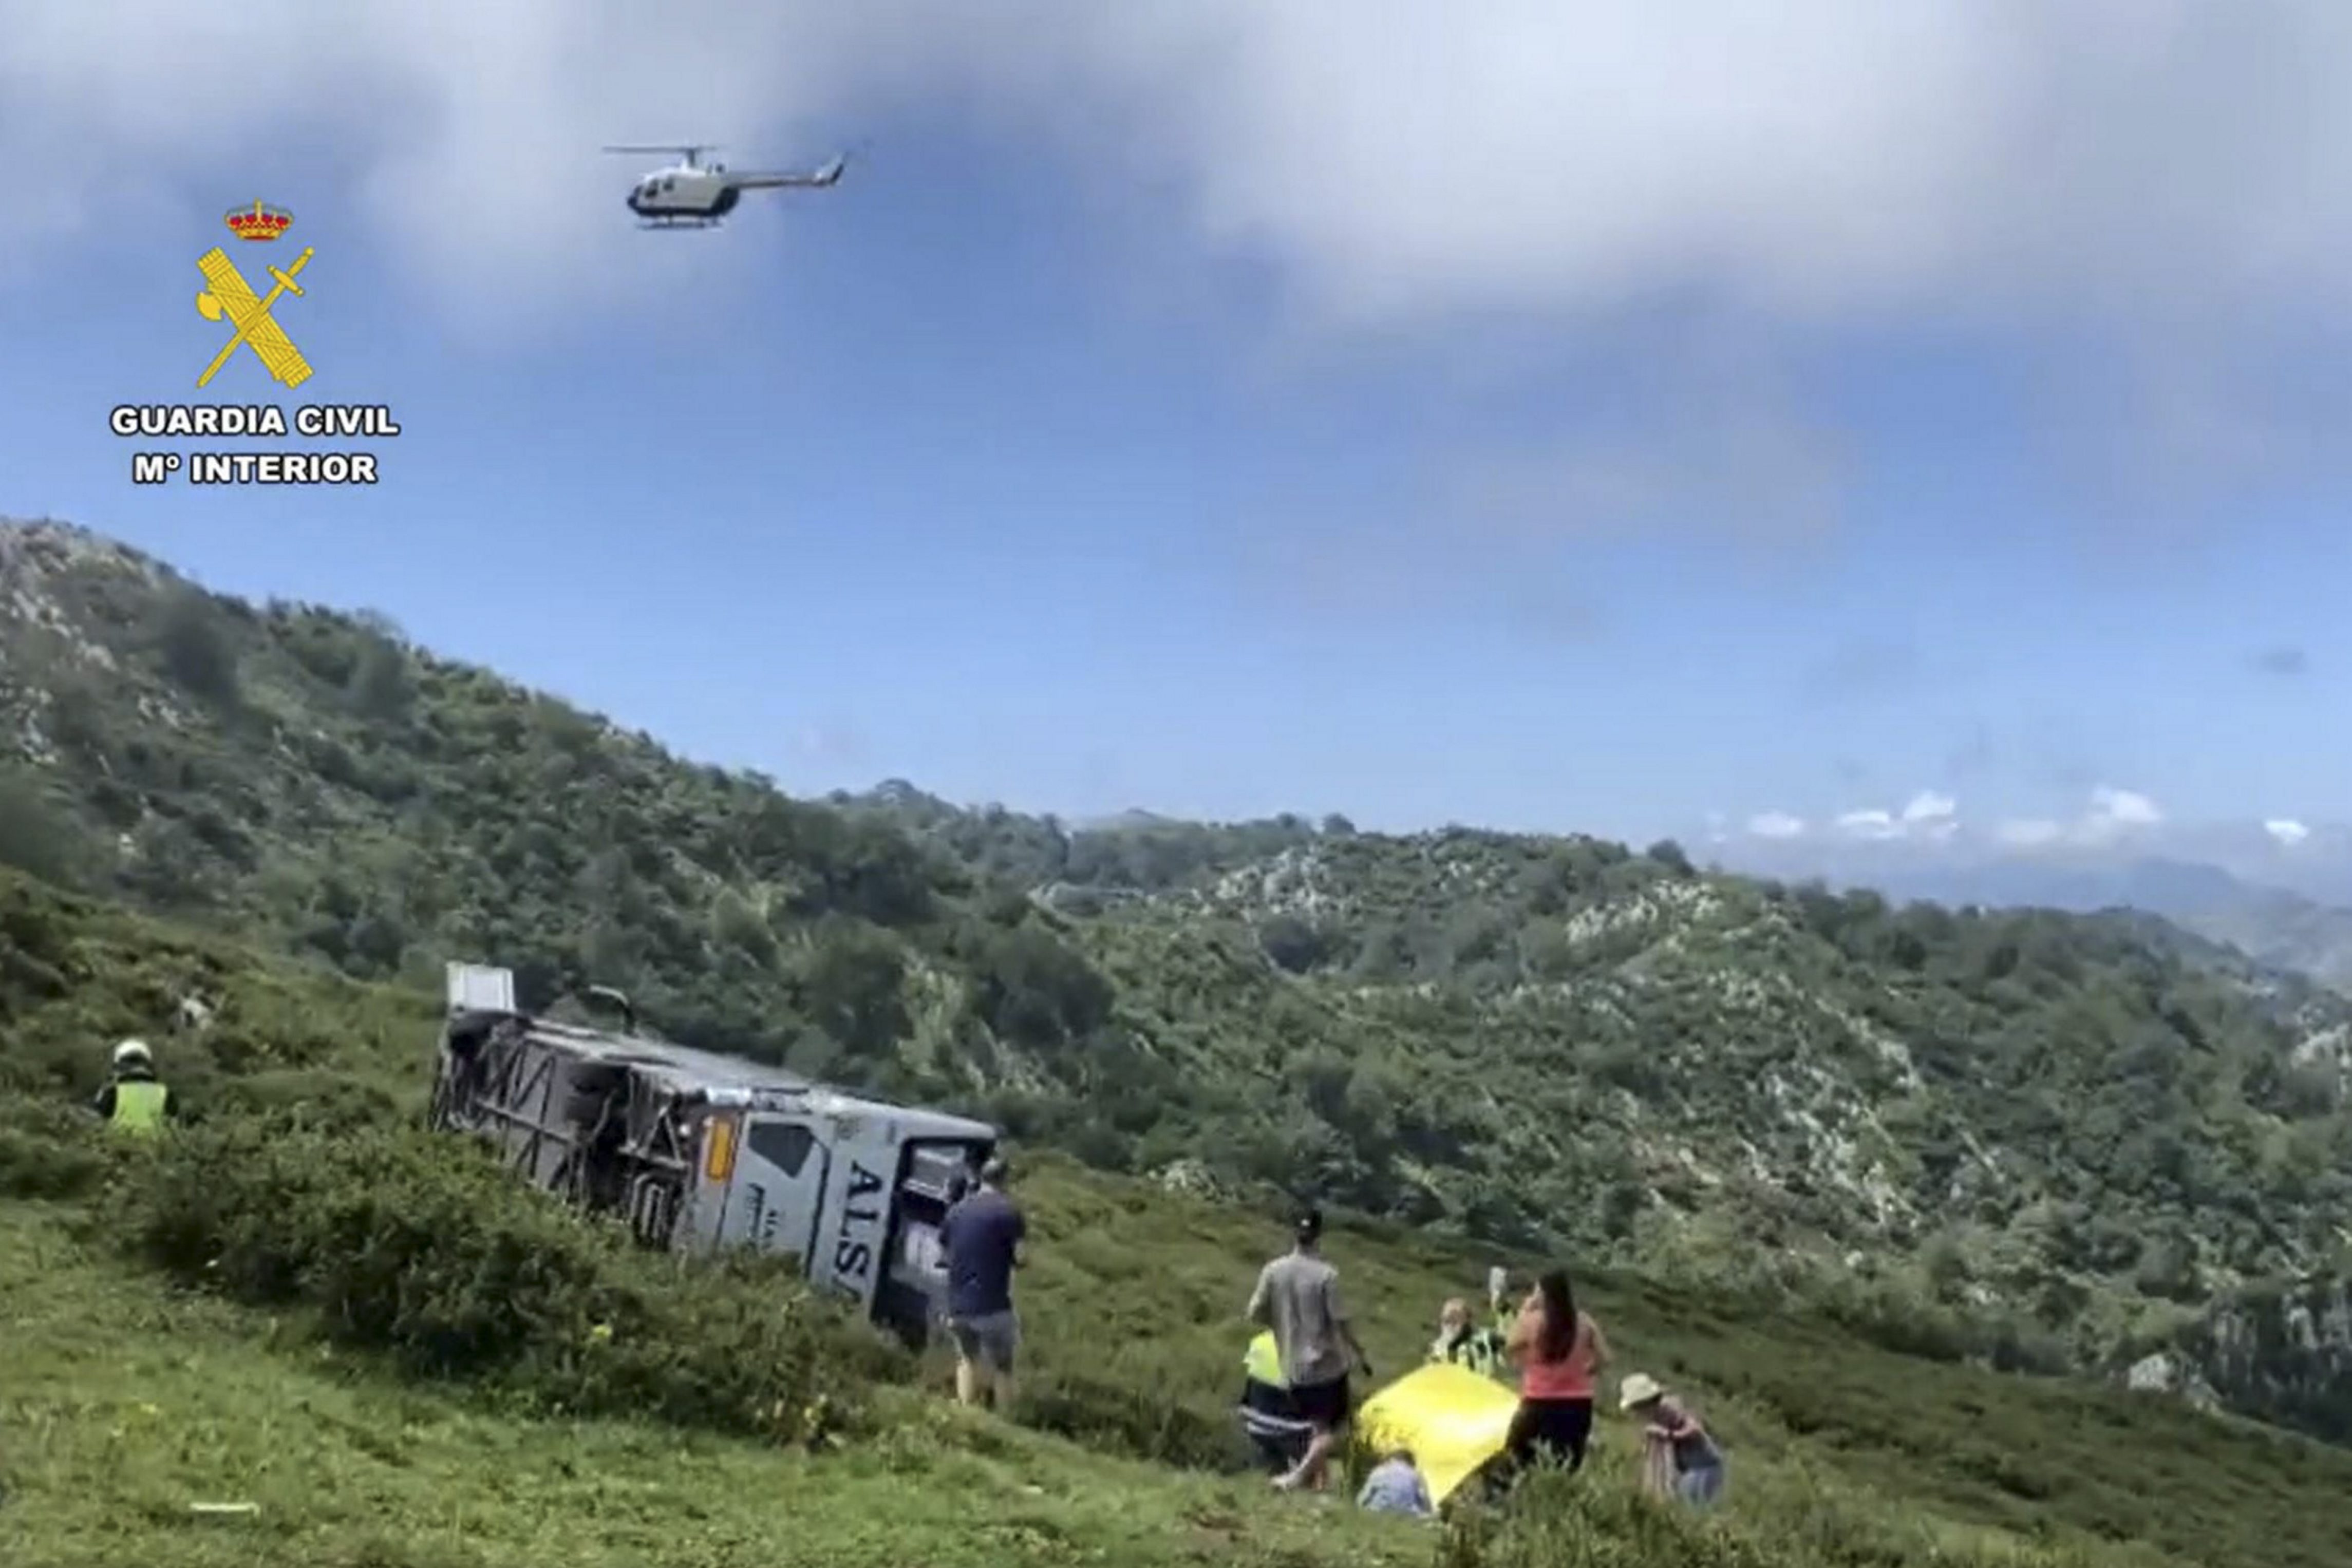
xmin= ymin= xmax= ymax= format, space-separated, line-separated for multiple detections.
xmin=4 ymin=517 xmax=2351 ymax=1433
xmin=8 ymin=866 xmax=2352 ymax=1567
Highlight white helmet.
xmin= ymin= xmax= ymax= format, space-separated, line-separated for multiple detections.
xmin=112 ymin=1038 xmax=152 ymax=1068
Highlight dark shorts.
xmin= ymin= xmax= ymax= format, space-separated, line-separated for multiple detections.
xmin=948 ymin=1309 xmax=1020 ymax=1371
xmin=1289 ymin=1374 xmax=1353 ymax=1432
xmin=1239 ymin=1380 xmax=1313 ymax=1472
xmin=1506 ymin=1396 xmax=1592 ymax=1471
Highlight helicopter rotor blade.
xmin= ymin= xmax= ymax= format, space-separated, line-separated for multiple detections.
xmin=601 ymin=143 xmax=719 ymax=164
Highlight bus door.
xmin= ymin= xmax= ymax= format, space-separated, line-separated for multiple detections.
xmin=719 ymin=1115 xmax=833 ymax=1270
xmin=872 ymin=1137 xmax=995 ymax=1347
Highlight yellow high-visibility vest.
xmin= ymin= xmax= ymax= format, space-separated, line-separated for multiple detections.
xmin=110 ymin=1079 xmax=166 ymax=1134
xmin=1244 ymin=1331 xmax=1286 ymax=1388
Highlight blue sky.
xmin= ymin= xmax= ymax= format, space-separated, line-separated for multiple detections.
xmin=6 ymin=2 xmax=2351 ymax=859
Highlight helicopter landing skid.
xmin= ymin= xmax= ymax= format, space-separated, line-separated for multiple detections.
xmin=637 ymin=217 xmax=721 ymax=231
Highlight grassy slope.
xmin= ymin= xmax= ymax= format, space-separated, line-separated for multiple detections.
xmin=0 ymin=1206 xmax=1421 ymax=1568
xmin=7 ymin=873 xmax=2352 ymax=1566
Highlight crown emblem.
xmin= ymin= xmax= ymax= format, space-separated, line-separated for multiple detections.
xmin=224 ymin=200 xmax=293 ymax=241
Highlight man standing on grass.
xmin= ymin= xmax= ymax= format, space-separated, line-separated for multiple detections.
xmin=1248 ymin=1206 xmax=1372 ymax=1493
xmin=939 ymin=1155 xmax=1026 ymax=1412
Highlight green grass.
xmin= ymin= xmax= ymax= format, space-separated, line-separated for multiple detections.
xmin=13 ymin=1150 xmax=2352 ymax=1568
xmin=8 ymin=867 xmax=2352 ymax=1566
xmin=990 ymin=1160 xmax=2352 ymax=1568
xmin=0 ymin=1205 xmax=1421 ymax=1568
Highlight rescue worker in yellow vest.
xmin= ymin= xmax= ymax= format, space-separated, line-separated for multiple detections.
xmin=1428 ymin=1269 xmax=1514 ymax=1380
xmin=91 ymin=1039 xmax=173 ymax=1134
xmin=1238 ymin=1330 xmax=1314 ymax=1474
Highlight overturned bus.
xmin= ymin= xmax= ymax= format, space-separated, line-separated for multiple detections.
xmin=427 ymin=962 xmax=996 ymax=1347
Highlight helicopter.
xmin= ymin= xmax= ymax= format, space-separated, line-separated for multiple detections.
xmin=605 ymin=143 xmax=847 ymax=229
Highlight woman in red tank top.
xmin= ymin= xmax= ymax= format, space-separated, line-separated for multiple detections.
xmin=1499 ymin=1270 xmax=1608 ymax=1483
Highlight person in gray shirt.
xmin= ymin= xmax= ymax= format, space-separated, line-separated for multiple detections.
xmin=1247 ymin=1207 xmax=1372 ymax=1492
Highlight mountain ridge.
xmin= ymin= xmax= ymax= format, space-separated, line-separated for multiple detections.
xmin=1724 ymin=842 xmax=2352 ymax=995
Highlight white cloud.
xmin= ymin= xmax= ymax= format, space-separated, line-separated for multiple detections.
xmin=2091 ymin=786 xmax=2162 ymax=825
xmin=1990 ymin=786 xmax=2165 ymax=853
xmin=2265 ymin=817 xmax=2311 ymax=847
xmin=1900 ymin=790 xmax=1960 ymax=841
xmin=11 ymin=0 xmax=2352 ymax=356
xmin=1746 ymin=810 xmax=1807 ymax=840
xmin=2079 ymin=785 xmax=2163 ymax=842
xmin=1902 ymin=790 xmax=1956 ymax=822
xmin=1820 ymin=790 xmax=1962 ymax=844
xmin=1795 ymin=786 xmax=2177 ymax=855
xmin=1995 ymin=818 xmax=2066 ymax=849
xmin=1834 ymin=808 xmax=1904 ymax=842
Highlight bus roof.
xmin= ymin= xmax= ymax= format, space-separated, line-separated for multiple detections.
xmin=494 ymin=1013 xmax=996 ymax=1141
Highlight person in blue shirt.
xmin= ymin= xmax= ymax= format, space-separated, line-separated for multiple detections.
xmin=1357 ymin=1448 xmax=1434 ymax=1519
xmin=938 ymin=1155 xmax=1027 ymax=1412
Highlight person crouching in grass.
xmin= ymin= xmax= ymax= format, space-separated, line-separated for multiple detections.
xmin=1620 ymin=1372 xmax=1726 ymax=1506
xmin=1356 ymin=1447 xmax=1434 ymax=1519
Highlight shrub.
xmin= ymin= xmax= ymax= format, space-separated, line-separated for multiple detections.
xmin=1438 ymin=1472 xmax=1765 ymax=1568
xmin=112 ymin=1111 xmax=909 ymax=1443
xmin=0 ymin=1097 xmax=114 ymax=1199
xmin=1017 ymin=1364 xmax=1243 ymax=1470
xmin=1434 ymin=1466 xmax=2111 ymax=1568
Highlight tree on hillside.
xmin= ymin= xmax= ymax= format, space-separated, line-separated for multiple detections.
xmin=0 ymin=770 xmax=84 ymax=888
xmin=149 ymin=588 xmax=240 ymax=706
xmin=793 ymin=919 xmax=910 ymax=1061
xmin=347 ymin=633 xmax=416 ymax=722
xmin=1646 ymin=838 xmax=1694 ymax=876
xmin=1257 ymin=914 xmax=1331 ymax=973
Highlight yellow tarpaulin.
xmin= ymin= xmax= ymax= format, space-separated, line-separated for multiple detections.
xmin=1354 ymin=1362 xmax=1519 ymax=1505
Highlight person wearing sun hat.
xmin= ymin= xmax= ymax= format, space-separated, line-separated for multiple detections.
xmin=1620 ymin=1372 xmax=1726 ymax=1505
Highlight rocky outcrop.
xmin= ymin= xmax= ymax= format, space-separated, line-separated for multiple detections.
xmin=2144 ymin=1271 xmax=2352 ymax=1446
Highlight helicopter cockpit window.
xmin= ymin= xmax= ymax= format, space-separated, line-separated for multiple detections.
xmin=661 ymin=177 xmax=675 ymax=191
